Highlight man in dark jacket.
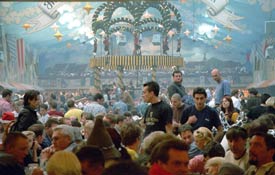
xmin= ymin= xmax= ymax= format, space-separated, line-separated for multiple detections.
xmin=167 ymin=70 xmax=187 ymax=100
xmin=11 ymin=90 xmax=41 ymax=132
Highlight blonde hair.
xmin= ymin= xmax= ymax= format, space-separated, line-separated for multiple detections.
xmin=46 ymin=151 xmax=81 ymax=175
xmin=84 ymin=120 xmax=94 ymax=139
xmin=204 ymin=157 xmax=225 ymax=170
xmin=193 ymin=127 xmax=213 ymax=143
xmin=22 ymin=130 xmax=35 ymax=138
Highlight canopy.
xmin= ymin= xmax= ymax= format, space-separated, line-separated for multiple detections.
xmin=0 ymin=82 xmax=16 ymax=90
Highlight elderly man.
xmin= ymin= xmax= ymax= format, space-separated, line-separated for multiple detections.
xmin=149 ymin=138 xmax=189 ymax=175
xmin=211 ymin=68 xmax=231 ymax=106
xmin=171 ymin=93 xmax=189 ymax=135
xmin=40 ymin=125 xmax=77 ymax=166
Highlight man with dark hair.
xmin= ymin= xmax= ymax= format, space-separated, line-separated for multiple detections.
xmin=39 ymin=104 xmax=49 ymax=124
xmin=48 ymin=101 xmax=64 ymax=117
xmin=231 ymin=89 xmax=241 ymax=111
xmin=0 ymin=89 xmax=13 ymax=117
xmin=247 ymin=93 xmax=271 ymax=120
xmin=76 ymin=145 xmax=105 ymax=175
xmin=149 ymin=138 xmax=189 ymax=175
xmin=28 ymin=124 xmax=45 ymax=146
xmin=83 ymin=93 xmax=106 ymax=117
xmin=167 ymin=70 xmax=187 ymax=100
xmin=3 ymin=132 xmax=29 ymax=166
xmin=179 ymin=124 xmax=202 ymax=159
xmin=64 ymin=99 xmax=83 ymax=121
xmin=142 ymin=81 xmax=173 ymax=137
xmin=246 ymin=132 xmax=275 ymax=175
xmin=120 ymin=123 xmax=142 ymax=160
xmin=225 ymin=126 xmax=249 ymax=170
xmin=41 ymin=118 xmax=59 ymax=149
xmin=241 ymin=88 xmax=261 ymax=113
xmin=10 ymin=90 xmax=41 ymax=132
xmin=102 ymin=160 xmax=147 ymax=175
xmin=180 ymin=87 xmax=223 ymax=141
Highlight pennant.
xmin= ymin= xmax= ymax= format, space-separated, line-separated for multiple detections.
xmin=201 ymin=0 xmax=243 ymax=31
xmin=25 ymin=2 xmax=64 ymax=33
xmin=16 ymin=38 xmax=25 ymax=73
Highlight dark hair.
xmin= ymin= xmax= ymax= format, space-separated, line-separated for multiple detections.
xmin=76 ymin=145 xmax=105 ymax=167
xmin=172 ymin=70 xmax=182 ymax=77
xmin=203 ymin=141 xmax=225 ymax=158
xmin=221 ymin=96 xmax=235 ymax=123
xmin=0 ymin=153 xmax=25 ymax=175
xmin=49 ymin=101 xmax=58 ymax=109
xmin=193 ymin=87 xmax=207 ymax=98
xmin=81 ymin=112 xmax=94 ymax=121
xmin=143 ymin=81 xmax=160 ymax=96
xmin=23 ymin=90 xmax=40 ymax=106
xmin=28 ymin=124 xmax=45 ymax=137
xmin=44 ymin=118 xmax=59 ymax=128
xmin=67 ymin=100 xmax=75 ymax=108
xmin=117 ymin=115 xmax=126 ymax=123
xmin=71 ymin=119 xmax=81 ymax=127
xmin=179 ymin=124 xmax=193 ymax=133
xmin=226 ymin=126 xmax=248 ymax=140
xmin=120 ymin=123 xmax=142 ymax=146
xmin=1 ymin=89 xmax=12 ymax=98
xmin=250 ymin=132 xmax=275 ymax=150
xmin=94 ymin=93 xmax=104 ymax=101
xmin=248 ymin=88 xmax=258 ymax=96
xmin=40 ymin=103 xmax=48 ymax=110
xmin=150 ymin=138 xmax=189 ymax=164
xmin=102 ymin=160 xmax=147 ymax=175
xmin=106 ymin=127 xmax=131 ymax=160
xmin=3 ymin=132 xmax=28 ymax=150
xmin=248 ymin=115 xmax=274 ymax=136
xmin=261 ymin=93 xmax=271 ymax=104
xmin=231 ymin=89 xmax=239 ymax=96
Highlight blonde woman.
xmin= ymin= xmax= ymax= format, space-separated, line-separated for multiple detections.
xmin=22 ymin=130 xmax=39 ymax=165
xmin=193 ymin=127 xmax=213 ymax=150
xmin=204 ymin=157 xmax=225 ymax=175
xmin=46 ymin=151 xmax=81 ymax=175
xmin=188 ymin=127 xmax=225 ymax=174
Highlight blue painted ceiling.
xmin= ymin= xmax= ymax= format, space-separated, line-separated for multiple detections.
xmin=0 ymin=1 xmax=274 ymax=68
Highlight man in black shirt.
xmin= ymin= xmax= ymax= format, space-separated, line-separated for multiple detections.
xmin=142 ymin=81 xmax=173 ymax=137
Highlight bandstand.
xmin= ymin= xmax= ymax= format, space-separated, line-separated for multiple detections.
xmin=89 ymin=1 xmax=185 ymax=90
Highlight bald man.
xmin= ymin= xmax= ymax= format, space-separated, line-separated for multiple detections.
xmin=211 ymin=68 xmax=231 ymax=106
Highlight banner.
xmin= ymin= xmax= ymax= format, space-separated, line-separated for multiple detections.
xmin=201 ymin=0 xmax=243 ymax=31
xmin=25 ymin=2 xmax=64 ymax=33
xmin=16 ymin=38 xmax=25 ymax=74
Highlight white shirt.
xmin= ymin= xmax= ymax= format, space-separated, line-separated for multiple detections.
xmin=232 ymin=96 xmax=241 ymax=111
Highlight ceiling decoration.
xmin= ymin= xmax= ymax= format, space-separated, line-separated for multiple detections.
xmin=0 ymin=1 xmax=274 ymax=64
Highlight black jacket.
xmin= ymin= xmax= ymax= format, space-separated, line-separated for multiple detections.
xmin=11 ymin=106 xmax=39 ymax=132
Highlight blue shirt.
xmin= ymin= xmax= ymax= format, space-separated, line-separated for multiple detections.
xmin=215 ymin=79 xmax=231 ymax=105
xmin=180 ymin=105 xmax=221 ymax=131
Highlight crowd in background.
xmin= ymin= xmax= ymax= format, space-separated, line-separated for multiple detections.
xmin=0 ymin=68 xmax=275 ymax=175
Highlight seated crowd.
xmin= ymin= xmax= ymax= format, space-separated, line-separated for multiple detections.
xmin=0 ymin=84 xmax=275 ymax=175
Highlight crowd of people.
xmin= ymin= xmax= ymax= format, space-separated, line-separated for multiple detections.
xmin=0 ymin=68 xmax=275 ymax=175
